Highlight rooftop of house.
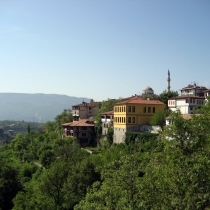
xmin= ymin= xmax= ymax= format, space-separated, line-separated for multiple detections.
xmin=72 ymin=101 xmax=97 ymax=107
xmin=101 ymin=110 xmax=114 ymax=115
xmin=62 ymin=119 xmax=95 ymax=127
xmin=169 ymin=95 xmax=205 ymax=100
xmin=115 ymin=96 xmax=164 ymax=105
xmin=204 ymin=89 xmax=210 ymax=93
xmin=166 ymin=114 xmax=201 ymax=120
xmin=181 ymin=84 xmax=207 ymax=90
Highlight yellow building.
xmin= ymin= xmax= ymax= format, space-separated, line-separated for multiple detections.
xmin=113 ymin=96 xmax=165 ymax=143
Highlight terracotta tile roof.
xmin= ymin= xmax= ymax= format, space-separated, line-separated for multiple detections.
xmin=115 ymin=96 xmax=164 ymax=105
xmin=166 ymin=114 xmax=201 ymax=120
xmin=62 ymin=119 xmax=95 ymax=127
xmin=169 ymin=96 xmax=205 ymax=100
xmin=101 ymin=110 xmax=114 ymax=115
xmin=181 ymin=85 xmax=207 ymax=90
xmin=72 ymin=102 xmax=97 ymax=107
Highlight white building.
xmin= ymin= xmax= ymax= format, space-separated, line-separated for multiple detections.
xmin=101 ymin=110 xmax=114 ymax=135
xmin=168 ymin=96 xmax=205 ymax=114
xmin=204 ymin=89 xmax=210 ymax=103
xmin=180 ymin=83 xmax=207 ymax=97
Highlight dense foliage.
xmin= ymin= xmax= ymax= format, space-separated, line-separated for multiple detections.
xmin=1 ymin=101 xmax=210 ymax=209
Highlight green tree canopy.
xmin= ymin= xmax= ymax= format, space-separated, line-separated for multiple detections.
xmin=0 ymin=156 xmax=22 ymax=210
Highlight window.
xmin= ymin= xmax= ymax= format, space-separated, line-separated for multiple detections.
xmin=128 ymin=117 xmax=131 ymax=123
xmin=128 ymin=106 xmax=131 ymax=112
xmin=148 ymin=107 xmax=151 ymax=113
xmin=124 ymin=106 xmax=126 ymax=112
xmin=143 ymin=107 xmax=146 ymax=113
xmin=153 ymin=107 xmax=155 ymax=113
xmin=193 ymin=99 xmax=195 ymax=103
xmin=132 ymin=117 xmax=135 ymax=123
xmin=81 ymin=133 xmax=86 ymax=137
xmin=82 ymin=127 xmax=87 ymax=130
xmin=190 ymin=98 xmax=192 ymax=103
xmin=132 ymin=106 xmax=135 ymax=112
xmin=89 ymin=107 xmax=91 ymax=110
xmin=186 ymin=99 xmax=188 ymax=103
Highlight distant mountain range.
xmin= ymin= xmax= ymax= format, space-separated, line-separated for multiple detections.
xmin=0 ymin=93 xmax=90 ymax=122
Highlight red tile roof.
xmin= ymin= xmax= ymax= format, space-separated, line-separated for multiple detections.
xmin=101 ymin=110 xmax=114 ymax=115
xmin=115 ymin=96 xmax=164 ymax=105
xmin=166 ymin=114 xmax=201 ymax=120
xmin=62 ymin=119 xmax=95 ymax=127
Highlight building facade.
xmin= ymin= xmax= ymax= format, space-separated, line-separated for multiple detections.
xmin=204 ymin=89 xmax=210 ymax=103
xmin=62 ymin=119 xmax=95 ymax=147
xmin=101 ymin=110 xmax=114 ymax=136
xmin=72 ymin=101 xmax=99 ymax=121
xmin=168 ymin=96 xmax=205 ymax=114
xmin=180 ymin=83 xmax=207 ymax=97
xmin=113 ymin=96 xmax=165 ymax=143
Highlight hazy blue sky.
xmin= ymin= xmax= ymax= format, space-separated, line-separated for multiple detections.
xmin=1 ymin=0 xmax=210 ymax=101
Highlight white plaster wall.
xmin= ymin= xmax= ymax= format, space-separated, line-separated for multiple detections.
xmin=169 ymin=99 xmax=189 ymax=114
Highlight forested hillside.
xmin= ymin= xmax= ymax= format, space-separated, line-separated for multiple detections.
xmin=0 ymin=93 xmax=90 ymax=122
xmin=1 ymin=101 xmax=210 ymax=209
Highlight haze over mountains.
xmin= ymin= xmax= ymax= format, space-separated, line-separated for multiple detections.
xmin=0 ymin=93 xmax=90 ymax=122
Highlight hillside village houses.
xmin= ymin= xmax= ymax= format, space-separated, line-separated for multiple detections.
xmin=166 ymin=83 xmax=210 ymax=125
xmin=62 ymin=101 xmax=98 ymax=147
xmin=62 ymin=71 xmax=209 ymax=146
xmin=167 ymin=83 xmax=207 ymax=115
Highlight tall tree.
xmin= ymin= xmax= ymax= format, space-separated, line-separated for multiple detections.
xmin=54 ymin=109 xmax=73 ymax=137
xmin=150 ymin=109 xmax=170 ymax=128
